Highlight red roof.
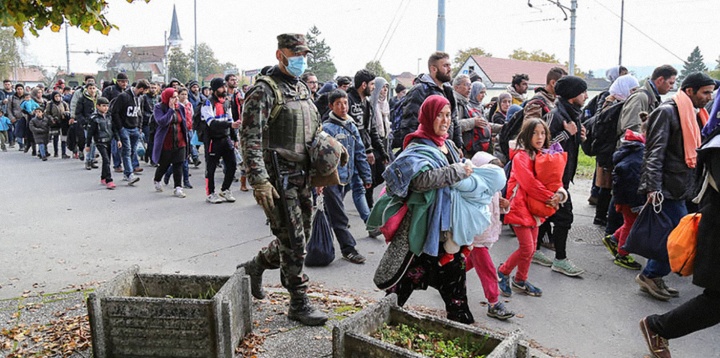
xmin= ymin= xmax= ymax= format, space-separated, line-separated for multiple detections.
xmin=108 ymin=45 xmax=165 ymax=67
xmin=470 ymin=56 xmax=567 ymax=87
xmin=11 ymin=67 xmax=45 ymax=83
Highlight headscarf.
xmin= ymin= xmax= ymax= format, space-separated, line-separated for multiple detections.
xmin=605 ymin=66 xmax=622 ymax=83
xmin=468 ymin=82 xmax=487 ymax=106
xmin=160 ymin=87 xmax=176 ymax=106
xmin=51 ymin=90 xmax=62 ymax=104
xmin=609 ymin=74 xmax=639 ymax=101
xmin=370 ymin=77 xmax=390 ymax=138
xmin=496 ymin=93 xmax=512 ymax=115
xmin=403 ymin=95 xmax=450 ymax=149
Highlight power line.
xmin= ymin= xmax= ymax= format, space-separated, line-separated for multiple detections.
xmin=373 ymin=0 xmax=406 ymax=62
xmin=378 ymin=0 xmax=411 ymax=62
xmin=592 ymin=0 xmax=687 ymax=64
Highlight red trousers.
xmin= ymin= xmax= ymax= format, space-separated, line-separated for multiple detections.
xmin=613 ymin=204 xmax=638 ymax=256
xmin=499 ymin=226 xmax=538 ymax=282
xmin=465 ymin=247 xmax=500 ymax=304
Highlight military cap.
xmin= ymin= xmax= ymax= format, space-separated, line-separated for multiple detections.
xmin=309 ymin=131 xmax=348 ymax=187
xmin=277 ymin=33 xmax=313 ymax=54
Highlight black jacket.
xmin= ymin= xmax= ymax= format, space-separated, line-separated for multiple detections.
xmin=546 ymin=98 xmax=583 ymax=187
xmin=639 ymin=100 xmax=699 ymax=200
xmin=112 ymin=89 xmax=142 ymax=129
xmin=101 ymin=83 xmax=124 ymax=102
xmin=396 ymin=73 xmax=462 ymax=149
xmin=694 ymin=136 xmax=720 ymax=290
xmin=86 ymin=112 xmax=119 ymax=146
xmin=347 ymin=87 xmax=388 ymax=160
xmin=75 ymin=93 xmax=96 ymax=128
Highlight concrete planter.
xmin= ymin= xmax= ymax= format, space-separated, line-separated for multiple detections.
xmin=87 ymin=265 xmax=251 ymax=358
xmin=333 ymin=294 xmax=529 ymax=358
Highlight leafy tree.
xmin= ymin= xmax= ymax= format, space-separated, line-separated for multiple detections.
xmin=0 ymin=28 xmax=23 ymax=79
xmin=0 ymin=0 xmax=150 ymax=38
xmin=365 ymin=61 xmax=391 ymax=83
xmin=305 ymin=25 xmax=336 ymax=82
xmin=189 ymin=43 xmax=223 ymax=80
xmin=167 ymin=47 xmax=191 ymax=83
xmin=679 ymin=46 xmax=708 ymax=82
xmin=509 ymin=48 xmax=560 ymax=63
xmin=452 ymin=47 xmax=492 ymax=75
xmin=709 ymin=55 xmax=720 ymax=80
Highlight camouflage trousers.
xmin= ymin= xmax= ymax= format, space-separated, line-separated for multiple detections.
xmin=255 ymin=178 xmax=313 ymax=291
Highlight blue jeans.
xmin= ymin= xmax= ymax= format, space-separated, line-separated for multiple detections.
xmin=642 ymin=198 xmax=688 ymax=278
xmin=83 ymin=129 xmax=96 ymax=163
xmin=38 ymin=143 xmax=46 ymax=158
xmin=351 ymin=172 xmax=370 ymax=222
xmin=119 ymin=127 xmax=141 ymax=177
xmin=111 ymin=139 xmax=122 ymax=168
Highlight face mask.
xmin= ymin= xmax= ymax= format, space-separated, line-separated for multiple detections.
xmin=282 ymin=53 xmax=307 ymax=78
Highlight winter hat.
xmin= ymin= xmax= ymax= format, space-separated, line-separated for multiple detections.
xmin=210 ymin=77 xmax=226 ymax=92
xmin=317 ymin=81 xmax=337 ymax=95
xmin=117 ymin=73 xmax=128 ymax=81
xmin=680 ymin=72 xmax=716 ymax=91
xmin=471 ymin=151 xmax=496 ymax=167
xmin=97 ymin=97 xmax=110 ymax=105
xmin=160 ymin=87 xmax=176 ymax=105
xmin=186 ymin=80 xmax=199 ymax=89
xmin=506 ymin=104 xmax=523 ymax=121
xmin=555 ymin=76 xmax=587 ymax=99
xmin=395 ymin=83 xmax=406 ymax=93
xmin=336 ymin=76 xmax=352 ymax=87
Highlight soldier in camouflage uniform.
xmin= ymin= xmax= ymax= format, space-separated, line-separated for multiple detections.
xmin=237 ymin=33 xmax=328 ymax=326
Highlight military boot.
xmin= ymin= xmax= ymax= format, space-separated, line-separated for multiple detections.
xmin=287 ymin=290 xmax=328 ymax=326
xmin=237 ymin=259 xmax=266 ymax=299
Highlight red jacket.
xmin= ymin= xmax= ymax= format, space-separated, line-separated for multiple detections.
xmin=504 ymin=150 xmax=556 ymax=227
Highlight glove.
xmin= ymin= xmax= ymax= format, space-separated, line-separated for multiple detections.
xmin=253 ymin=181 xmax=280 ymax=211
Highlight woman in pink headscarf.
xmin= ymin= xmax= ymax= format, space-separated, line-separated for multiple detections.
xmin=152 ymin=87 xmax=189 ymax=198
xmin=372 ymin=94 xmax=476 ymax=324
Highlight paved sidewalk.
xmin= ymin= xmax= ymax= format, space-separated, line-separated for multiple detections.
xmin=1 ymin=149 xmax=718 ymax=357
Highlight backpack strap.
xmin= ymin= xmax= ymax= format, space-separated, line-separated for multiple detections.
xmin=255 ymin=75 xmax=285 ymax=122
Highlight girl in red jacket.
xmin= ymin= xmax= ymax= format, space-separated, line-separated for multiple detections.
xmin=498 ymin=118 xmax=566 ymax=297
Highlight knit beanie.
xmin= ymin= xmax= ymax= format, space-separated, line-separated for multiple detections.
xmin=555 ymin=76 xmax=587 ymax=99
xmin=210 ymin=78 xmax=226 ymax=92
xmin=681 ymin=72 xmax=716 ymax=91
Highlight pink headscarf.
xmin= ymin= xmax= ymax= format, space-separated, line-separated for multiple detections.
xmin=160 ymin=87 xmax=176 ymax=106
xmin=402 ymin=95 xmax=450 ymax=149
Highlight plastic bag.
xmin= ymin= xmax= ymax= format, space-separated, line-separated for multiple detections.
xmin=305 ymin=196 xmax=336 ymax=267
xmin=667 ymin=213 xmax=701 ymax=276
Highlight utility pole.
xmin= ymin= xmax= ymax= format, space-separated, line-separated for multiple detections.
xmin=619 ymin=0 xmax=624 ymax=66
xmin=65 ymin=23 xmax=70 ymax=73
xmin=194 ymin=0 xmax=199 ymax=82
xmin=436 ymin=0 xmax=445 ymax=52
xmin=568 ymin=0 xmax=577 ymax=75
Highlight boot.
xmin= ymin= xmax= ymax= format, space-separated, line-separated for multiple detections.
xmin=240 ymin=175 xmax=248 ymax=192
xmin=237 ymin=259 xmax=266 ymax=299
xmin=288 ymin=290 xmax=328 ymax=326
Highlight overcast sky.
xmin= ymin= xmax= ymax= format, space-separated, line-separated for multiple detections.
xmin=18 ymin=0 xmax=720 ymax=80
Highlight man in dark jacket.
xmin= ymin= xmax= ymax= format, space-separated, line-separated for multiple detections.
xmin=142 ymin=82 xmax=159 ymax=164
xmin=639 ymin=73 xmax=717 ymax=358
xmin=635 ymin=73 xmax=716 ymax=305
xmin=201 ymin=77 xmax=241 ymax=204
xmin=102 ymin=73 xmax=129 ymax=102
xmin=74 ymin=83 xmax=98 ymax=163
xmin=537 ymin=75 xmax=588 ymax=277
xmin=6 ymin=84 xmax=24 ymax=150
xmin=112 ymin=79 xmax=149 ymax=185
xmin=395 ymin=51 xmax=462 ymax=149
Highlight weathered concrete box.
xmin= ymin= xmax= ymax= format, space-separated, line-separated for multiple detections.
xmin=87 ymin=265 xmax=251 ymax=358
xmin=333 ymin=294 xmax=528 ymax=358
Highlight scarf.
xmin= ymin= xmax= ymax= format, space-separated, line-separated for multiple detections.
xmin=403 ymin=95 xmax=450 ymax=149
xmin=674 ymin=90 xmax=709 ymax=168
xmin=506 ymin=85 xmax=525 ymax=103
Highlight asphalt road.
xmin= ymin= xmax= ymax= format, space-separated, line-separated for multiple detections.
xmin=1 ymin=148 xmax=718 ymax=357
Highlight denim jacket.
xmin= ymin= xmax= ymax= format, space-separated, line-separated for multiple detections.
xmin=322 ymin=112 xmax=372 ymax=185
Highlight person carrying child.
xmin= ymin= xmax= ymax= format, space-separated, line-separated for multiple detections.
xmin=465 ymin=151 xmax=516 ymax=320
xmin=497 ymin=118 xmax=567 ymax=297
xmin=85 ymin=97 xmax=120 ymax=189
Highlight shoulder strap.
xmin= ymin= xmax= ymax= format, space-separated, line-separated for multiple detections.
xmin=255 ymin=75 xmax=284 ymax=121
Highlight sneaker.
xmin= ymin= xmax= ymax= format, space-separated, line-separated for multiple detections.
xmin=100 ymin=179 xmax=107 ymax=185
xmin=41 ymin=156 xmax=47 ymax=161
xmin=78 ymin=153 xmax=84 ymax=160
xmin=106 ymin=181 xmax=116 ymax=190
xmin=588 ymin=195 xmax=598 ymax=206
xmin=85 ymin=161 xmax=92 ymax=170
xmin=114 ymin=167 xmax=123 ymax=173
xmin=551 ymin=258 xmax=585 ymax=277
xmin=154 ymin=181 xmax=164 ymax=192
xmin=368 ymin=228 xmax=382 ymax=238
xmin=532 ymin=251 xmax=553 ymax=267
xmin=614 ymin=254 xmax=642 ymax=270
xmin=511 ymin=278 xmax=542 ymax=297
xmin=207 ymin=193 xmax=223 ymax=204
xmin=183 ymin=183 xmax=193 ymax=189
xmin=133 ymin=167 xmax=144 ymax=173
xmin=62 ymin=154 xmax=70 ymax=159
xmin=497 ymin=267 xmax=512 ymax=297
xmin=640 ymin=317 xmax=671 ymax=358
xmin=342 ymin=252 xmax=366 ymax=264
xmin=91 ymin=162 xmax=98 ymax=168
xmin=635 ymin=274 xmax=671 ymax=301
xmin=593 ymin=217 xmax=607 ymax=227
xmin=53 ymin=152 xmax=58 ymax=157
xmin=123 ymin=174 xmax=140 ymax=186
xmin=655 ymin=277 xmax=679 ymax=298
xmin=219 ymin=189 xmax=236 ymax=202
xmin=602 ymin=235 xmax=619 ymax=258
xmin=487 ymin=302 xmax=515 ymax=321
xmin=173 ymin=187 xmax=186 ymax=198
xmin=193 ymin=158 xmax=202 ymax=167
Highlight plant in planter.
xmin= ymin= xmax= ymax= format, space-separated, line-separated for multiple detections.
xmin=87 ymin=265 xmax=251 ymax=358
xmin=374 ymin=322 xmax=489 ymax=358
